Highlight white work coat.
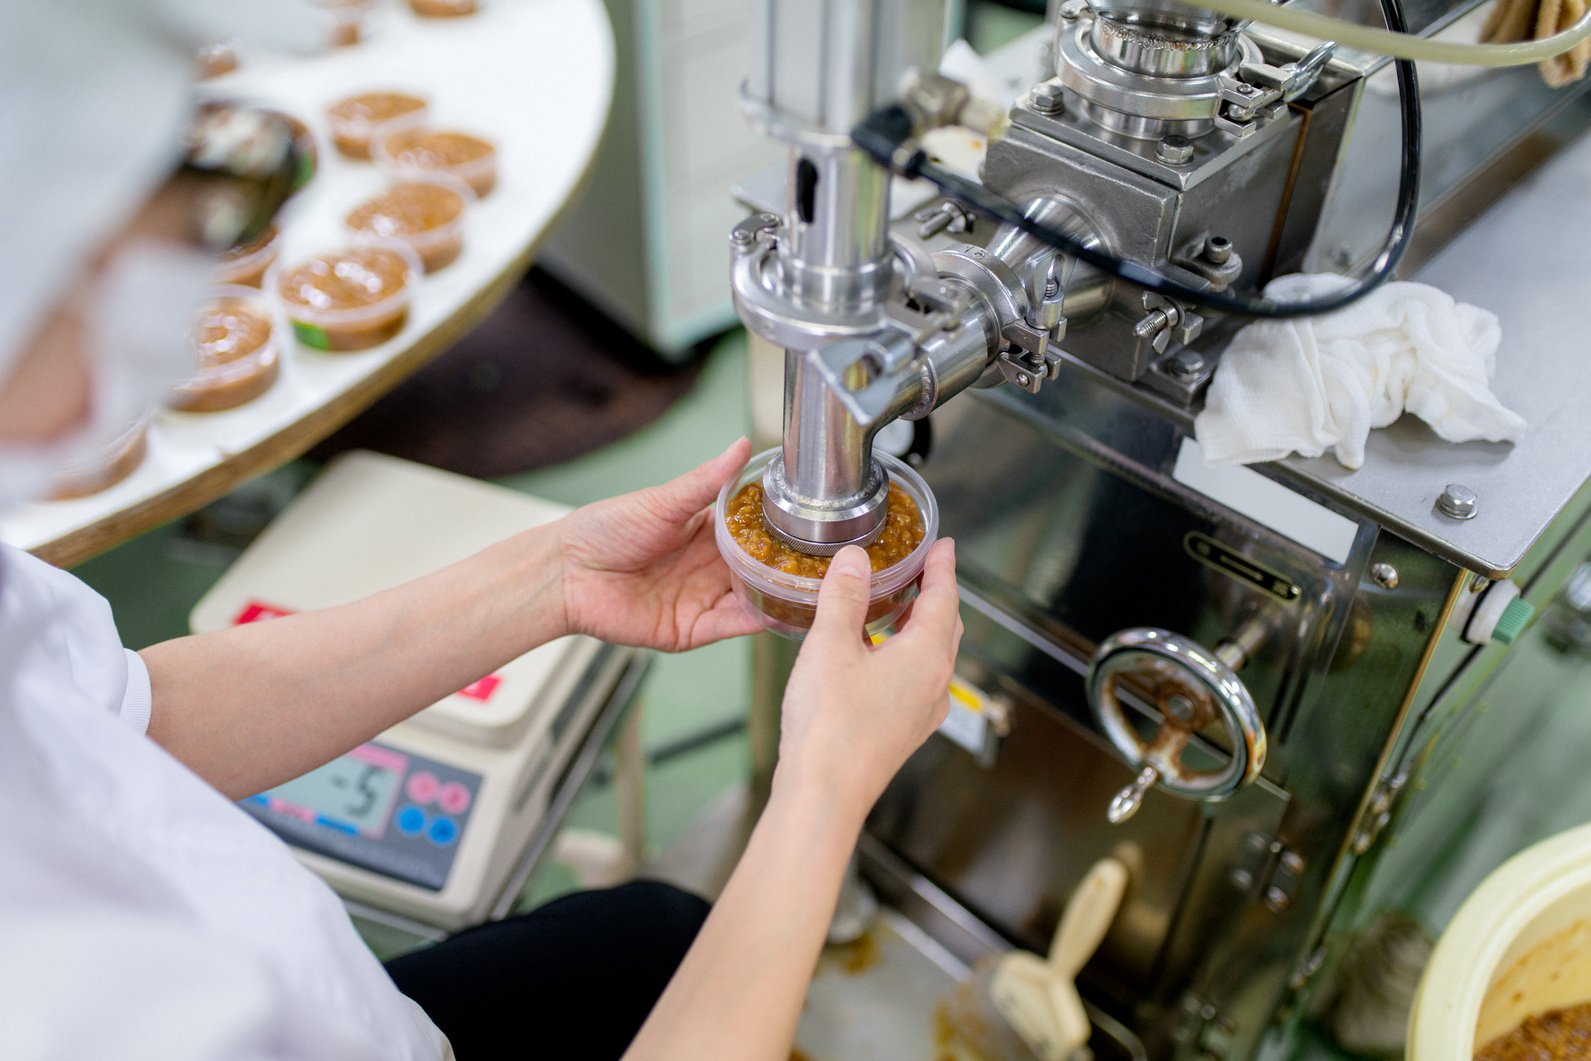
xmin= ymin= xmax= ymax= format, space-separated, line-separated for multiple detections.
xmin=0 ymin=543 xmax=450 ymax=1060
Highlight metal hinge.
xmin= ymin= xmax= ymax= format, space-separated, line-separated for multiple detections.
xmin=1230 ymin=832 xmax=1308 ymax=914
xmin=1350 ymin=772 xmax=1409 ymax=855
xmin=1173 ymin=992 xmax=1239 ymax=1057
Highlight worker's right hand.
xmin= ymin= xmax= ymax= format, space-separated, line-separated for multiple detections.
xmin=775 ymin=538 xmax=963 ymax=825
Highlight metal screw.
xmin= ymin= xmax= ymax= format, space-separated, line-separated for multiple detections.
xmin=1167 ymin=349 xmax=1206 ymax=381
xmin=1059 ymin=0 xmax=1090 ymax=20
xmin=1031 ymin=81 xmax=1065 ymax=115
xmin=1157 ymin=134 xmax=1194 ymax=164
xmin=1016 ymin=372 xmax=1031 ymax=386
xmin=1371 ymin=562 xmax=1399 ymax=589
xmin=1437 ymin=483 xmax=1479 ymax=520
xmin=730 ymin=228 xmax=754 ymax=246
xmin=1204 ymin=236 xmax=1232 ymax=264
xmin=1264 ymin=886 xmax=1292 ymax=912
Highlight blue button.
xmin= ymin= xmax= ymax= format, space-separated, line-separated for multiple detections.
xmin=427 ymin=817 xmax=459 ymax=847
xmin=315 ymin=815 xmax=357 ymax=835
xmin=396 ymin=805 xmax=427 ymax=837
xmin=246 ymin=794 xmax=269 ymax=807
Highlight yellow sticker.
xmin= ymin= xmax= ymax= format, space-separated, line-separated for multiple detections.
xmin=949 ymin=680 xmax=984 ymax=713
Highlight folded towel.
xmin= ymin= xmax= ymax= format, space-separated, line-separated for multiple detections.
xmin=1194 ymin=274 xmax=1527 ymax=470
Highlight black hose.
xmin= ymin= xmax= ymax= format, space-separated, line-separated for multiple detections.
xmin=850 ymin=0 xmax=1422 ymax=320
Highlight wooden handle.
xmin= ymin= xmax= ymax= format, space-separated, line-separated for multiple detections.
xmin=1048 ymin=858 xmax=1128 ymax=980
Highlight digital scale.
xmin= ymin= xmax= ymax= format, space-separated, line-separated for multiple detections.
xmin=192 ymin=450 xmax=639 ymax=931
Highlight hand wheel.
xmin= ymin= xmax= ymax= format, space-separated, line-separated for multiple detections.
xmin=1086 ymin=625 xmax=1267 ymax=824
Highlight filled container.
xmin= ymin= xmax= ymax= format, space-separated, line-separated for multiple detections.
xmin=47 ymin=420 xmax=149 ymax=501
xmin=1410 ymin=822 xmax=1591 ymax=1059
xmin=325 ymin=90 xmax=428 ymax=160
xmin=216 ymin=223 xmax=281 ymax=288
xmin=274 ymin=240 xmax=420 ymax=352
xmin=714 ymin=447 xmax=937 ymax=640
xmin=344 ymin=174 xmax=472 ymax=272
xmin=374 ymin=123 xmax=498 ymax=197
xmin=170 ymin=287 xmax=281 ymax=413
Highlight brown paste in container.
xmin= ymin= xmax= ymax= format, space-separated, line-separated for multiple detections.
xmin=345 ymin=182 xmax=467 ymax=271
xmin=409 ymin=0 xmax=478 ymax=16
xmin=171 ymin=297 xmax=279 ymax=412
xmin=216 ymin=224 xmax=280 ymax=287
xmin=47 ymin=424 xmax=148 ymax=501
xmin=725 ymin=481 xmax=924 ymax=578
xmin=277 ymin=246 xmax=412 ymax=351
xmin=326 ymin=92 xmax=427 ymax=159
xmin=1477 ymin=1002 xmax=1591 ymax=1059
xmin=380 ymin=129 xmax=497 ymax=196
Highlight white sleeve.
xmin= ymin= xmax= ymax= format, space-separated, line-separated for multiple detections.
xmin=119 ymin=648 xmax=153 ymax=736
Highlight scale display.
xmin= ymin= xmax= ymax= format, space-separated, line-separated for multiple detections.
xmin=242 ymin=741 xmax=480 ymax=891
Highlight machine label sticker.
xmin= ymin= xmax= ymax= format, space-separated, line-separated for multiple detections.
xmin=233 ymin=600 xmax=296 ymax=625
xmin=1184 ymin=533 xmax=1302 ymax=602
xmin=938 ymin=678 xmax=989 ymax=756
xmin=1172 ymin=438 xmax=1359 ymax=564
xmin=456 ymin=675 xmax=502 ymax=702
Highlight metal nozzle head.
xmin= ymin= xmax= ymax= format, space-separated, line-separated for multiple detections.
xmin=760 ymin=455 xmax=889 ymax=557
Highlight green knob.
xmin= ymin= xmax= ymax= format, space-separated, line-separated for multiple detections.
xmin=1492 ymin=596 xmax=1536 ymax=645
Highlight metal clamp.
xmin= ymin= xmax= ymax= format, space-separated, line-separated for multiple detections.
xmin=1087 ymin=626 xmax=1268 ymax=824
xmin=1214 ymin=42 xmax=1336 ymax=137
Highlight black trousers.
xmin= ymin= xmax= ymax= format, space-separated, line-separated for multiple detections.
xmin=385 ymin=881 xmax=710 ymax=1060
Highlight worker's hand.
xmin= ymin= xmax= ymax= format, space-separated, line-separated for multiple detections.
xmin=556 ymin=437 xmax=764 ymax=652
xmin=775 ymin=539 xmax=963 ymax=823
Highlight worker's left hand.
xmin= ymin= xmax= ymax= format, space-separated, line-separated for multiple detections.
xmin=555 ymin=437 xmax=764 ymax=652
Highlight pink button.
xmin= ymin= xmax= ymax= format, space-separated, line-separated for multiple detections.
xmin=406 ymin=771 xmax=440 ymax=804
xmin=438 ymin=781 xmax=472 ymax=815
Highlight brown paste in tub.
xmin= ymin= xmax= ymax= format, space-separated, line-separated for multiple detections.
xmin=277 ymin=246 xmax=412 ymax=351
xmin=216 ymin=224 xmax=280 ymax=287
xmin=380 ymin=129 xmax=497 ymax=196
xmin=725 ymin=482 xmax=924 ymax=578
xmin=345 ymin=182 xmax=467 ymax=271
xmin=172 ymin=297 xmax=278 ymax=412
xmin=1477 ymin=1000 xmax=1591 ymax=1059
xmin=326 ymin=92 xmax=427 ymax=159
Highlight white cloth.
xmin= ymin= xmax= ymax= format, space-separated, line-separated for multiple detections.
xmin=0 ymin=543 xmax=449 ymax=1060
xmin=1194 ymin=273 xmax=1527 ymax=470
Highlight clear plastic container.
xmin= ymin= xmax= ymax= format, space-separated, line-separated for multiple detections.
xmin=409 ymin=0 xmax=479 ymax=16
xmin=273 ymin=240 xmax=421 ymax=352
xmin=343 ymin=174 xmax=473 ymax=272
xmin=216 ymin=223 xmax=281 ymax=287
xmin=46 ymin=420 xmax=149 ymax=501
xmin=714 ymin=447 xmax=939 ymax=640
xmin=373 ymin=121 xmax=498 ymax=197
xmin=170 ymin=287 xmax=282 ymax=413
xmin=325 ymin=91 xmax=428 ymax=160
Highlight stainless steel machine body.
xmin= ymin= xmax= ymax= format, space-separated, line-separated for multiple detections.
xmin=731 ymin=0 xmax=1591 ymax=1055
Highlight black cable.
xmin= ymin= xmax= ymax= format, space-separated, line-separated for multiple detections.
xmin=851 ymin=0 xmax=1422 ymax=320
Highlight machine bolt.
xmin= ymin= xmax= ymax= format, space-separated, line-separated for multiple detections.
xmin=1016 ymin=372 xmax=1031 ymax=386
xmin=1165 ymin=694 xmax=1196 ymax=722
xmin=1264 ymin=886 xmax=1292 ymax=912
xmin=1437 ymin=483 xmax=1479 ymax=520
xmin=1167 ymin=349 xmax=1207 ymax=381
xmin=730 ymin=228 xmax=754 ymax=246
xmin=1371 ymin=562 xmax=1400 ymax=589
xmin=1059 ymin=0 xmax=1090 ymax=20
xmin=1157 ymin=134 xmax=1194 ymax=165
xmin=1203 ymin=236 xmax=1232 ymax=264
xmin=1231 ymin=868 xmax=1254 ymax=890
xmin=1031 ymin=81 xmax=1065 ymax=115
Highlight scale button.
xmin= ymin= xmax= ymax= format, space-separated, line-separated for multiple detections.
xmin=438 ymin=781 xmax=472 ymax=815
xmin=396 ymin=805 xmax=428 ymax=837
xmin=407 ymin=771 xmax=440 ymax=804
xmin=427 ymin=817 xmax=459 ymax=847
